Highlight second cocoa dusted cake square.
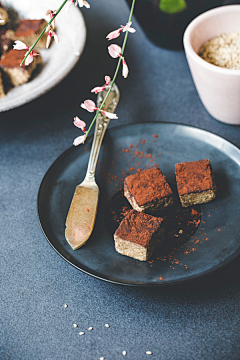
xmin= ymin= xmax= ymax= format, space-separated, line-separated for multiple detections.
xmin=124 ymin=167 xmax=174 ymax=213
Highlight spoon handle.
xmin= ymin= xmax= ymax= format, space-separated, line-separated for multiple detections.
xmin=85 ymin=83 xmax=120 ymax=182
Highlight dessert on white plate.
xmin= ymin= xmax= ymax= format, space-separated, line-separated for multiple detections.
xmin=0 ymin=0 xmax=86 ymax=111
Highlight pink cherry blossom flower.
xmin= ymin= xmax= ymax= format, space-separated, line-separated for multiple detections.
xmin=91 ymin=86 xmax=106 ymax=95
xmin=73 ymin=117 xmax=86 ymax=132
xmin=81 ymin=99 xmax=118 ymax=119
xmin=73 ymin=134 xmax=86 ymax=146
xmin=13 ymin=41 xmax=38 ymax=66
xmin=108 ymin=45 xmax=129 ymax=78
xmin=66 ymin=0 xmax=74 ymax=11
xmin=24 ymin=51 xmax=39 ymax=66
xmin=122 ymin=22 xmax=136 ymax=33
xmin=46 ymin=10 xmax=56 ymax=28
xmin=108 ymin=44 xmax=122 ymax=59
xmin=79 ymin=0 xmax=90 ymax=8
xmin=66 ymin=0 xmax=90 ymax=11
xmin=46 ymin=29 xmax=59 ymax=49
xmin=106 ymin=28 xmax=122 ymax=41
xmin=106 ymin=22 xmax=136 ymax=40
xmin=101 ymin=111 xmax=118 ymax=119
xmin=91 ymin=75 xmax=111 ymax=94
xmin=105 ymin=76 xmax=111 ymax=86
xmin=81 ymin=99 xmax=97 ymax=112
xmin=122 ymin=59 xmax=129 ymax=78
xmin=13 ymin=40 xmax=29 ymax=51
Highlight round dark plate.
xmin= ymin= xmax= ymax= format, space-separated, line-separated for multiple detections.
xmin=38 ymin=123 xmax=240 ymax=286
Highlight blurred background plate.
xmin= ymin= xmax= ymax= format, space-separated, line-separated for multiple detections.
xmin=0 ymin=0 xmax=86 ymax=112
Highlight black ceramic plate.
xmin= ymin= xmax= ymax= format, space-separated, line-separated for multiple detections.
xmin=38 ymin=123 xmax=240 ymax=286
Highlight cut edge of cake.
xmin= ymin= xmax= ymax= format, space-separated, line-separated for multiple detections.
xmin=113 ymin=210 xmax=165 ymax=262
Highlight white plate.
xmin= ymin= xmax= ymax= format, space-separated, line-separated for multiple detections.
xmin=0 ymin=0 xmax=86 ymax=112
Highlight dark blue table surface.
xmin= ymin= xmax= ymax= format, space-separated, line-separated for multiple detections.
xmin=1 ymin=1 xmax=240 ymax=359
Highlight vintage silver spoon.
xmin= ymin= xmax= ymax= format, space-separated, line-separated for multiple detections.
xmin=65 ymin=83 xmax=120 ymax=250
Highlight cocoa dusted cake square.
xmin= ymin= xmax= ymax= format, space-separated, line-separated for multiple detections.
xmin=124 ymin=167 xmax=174 ymax=213
xmin=114 ymin=209 xmax=165 ymax=261
xmin=0 ymin=49 xmax=42 ymax=87
xmin=13 ymin=19 xmax=48 ymax=49
xmin=175 ymin=159 xmax=217 ymax=207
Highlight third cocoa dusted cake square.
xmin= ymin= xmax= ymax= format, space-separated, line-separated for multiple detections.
xmin=124 ymin=167 xmax=174 ymax=213
xmin=175 ymin=159 xmax=217 ymax=207
xmin=114 ymin=209 xmax=165 ymax=261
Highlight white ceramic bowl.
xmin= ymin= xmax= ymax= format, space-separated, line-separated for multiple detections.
xmin=183 ymin=5 xmax=240 ymax=125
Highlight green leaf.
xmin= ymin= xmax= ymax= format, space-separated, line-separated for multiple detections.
xmin=159 ymin=0 xmax=187 ymax=14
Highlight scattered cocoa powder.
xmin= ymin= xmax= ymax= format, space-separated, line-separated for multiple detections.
xmin=124 ymin=167 xmax=173 ymax=206
xmin=100 ymin=139 xmax=215 ymax=270
xmin=105 ymin=187 xmax=202 ymax=266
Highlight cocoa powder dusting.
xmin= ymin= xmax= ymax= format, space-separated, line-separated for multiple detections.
xmin=124 ymin=168 xmax=173 ymax=206
xmin=105 ymin=189 xmax=202 ymax=263
xmin=175 ymin=159 xmax=214 ymax=195
xmin=115 ymin=209 xmax=164 ymax=247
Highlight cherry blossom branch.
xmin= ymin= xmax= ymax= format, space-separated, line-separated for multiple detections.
xmin=75 ymin=0 xmax=136 ymax=145
xmin=13 ymin=0 xmax=136 ymax=146
xmin=20 ymin=0 xmax=69 ymax=66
